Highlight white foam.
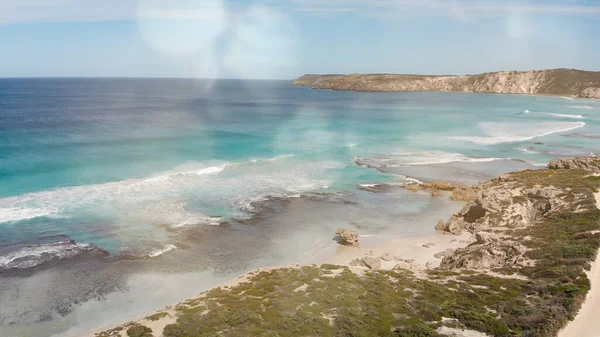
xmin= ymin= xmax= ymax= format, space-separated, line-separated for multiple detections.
xmin=0 ymin=241 xmax=93 ymax=271
xmin=143 ymin=164 xmax=227 ymax=184
xmin=568 ymin=105 xmax=594 ymax=110
xmin=147 ymin=244 xmax=177 ymax=258
xmin=524 ymin=109 xmax=530 ymax=114
xmin=356 ymin=151 xmax=504 ymax=168
xmin=359 ymin=183 xmax=379 ymax=188
xmin=546 ymin=113 xmax=584 ymax=119
xmin=0 ymin=157 xmax=338 ymax=233
xmin=561 ymin=96 xmax=575 ymax=100
xmin=451 ymin=121 xmax=586 ymax=145
xmin=0 ymin=207 xmax=59 ymax=224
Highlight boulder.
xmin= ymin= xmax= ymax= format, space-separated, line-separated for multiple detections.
xmin=446 ymin=221 xmax=463 ymax=235
xmin=404 ymin=184 xmax=422 ymax=192
xmin=392 ymin=262 xmax=414 ymax=270
xmin=475 ymin=233 xmax=489 ymax=244
xmin=435 ymin=220 xmax=446 ymax=231
xmin=361 ymin=256 xmax=382 ymax=269
xmin=548 ymin=156 xmax=600 ymax=172
xmin=440 ymin=242 xmax=523 ymax=270
xmin=434 ymin=249 xmax=455 ymax=259
xmin=349 ymin=258 xmax=362 ymax=267
xmin=335 ymin=228 xmax=359 ymax=247
xmin=381 ymin=253 xmax=398 ymax=261
xmin=421 ymin=181 xmax=456 ymax=191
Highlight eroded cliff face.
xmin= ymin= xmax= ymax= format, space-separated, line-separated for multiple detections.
xmin=292 ymin=69 xmax=600 ymax=98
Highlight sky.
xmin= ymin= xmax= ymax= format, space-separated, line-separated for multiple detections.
xmin=0 ymin=0 xmax=599 ymax=79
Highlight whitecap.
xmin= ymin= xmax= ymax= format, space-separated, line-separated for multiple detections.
xmin=0 ymin=207 xmax=59 ymax=224
xmin=143 ymin=164 xmax=228 ymax=184
xmin=568 ymin=105 xmax=594 ymax=110
xmin=355 ymin=151 xmax=504 ymax=168
xmin=359 ymin=183 xmax=379 ymax=188
xmin=0 ymin=156 xmax=338 ymax=235
xmin=450 ymin=121 xmax=585 ymax=145
xmin=560 ymin=96 xmax=575 ymax=100
xmin=546 ymin=113 xmax=584 ymax=119
xmin=147 ymin=244 xmax=177 ymax=258
xmin=0 ymin=241 xmax=94 ymax=271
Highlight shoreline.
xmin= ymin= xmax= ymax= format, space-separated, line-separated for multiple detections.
xmin=94 ymin=158 xmax=600 ymax=337
xmin=295 ymin=84 xmax=598 ymax=100
xmin=88 ymin=230 xmax=475 ymax=337
xmin=291 ymin=69 xmax=600 ymax=99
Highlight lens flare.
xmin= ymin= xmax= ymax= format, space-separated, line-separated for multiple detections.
xmin=225 ymin=7 xmax=298 ymax=79
xmin=137 ymin=0 xmax=226 ymax=56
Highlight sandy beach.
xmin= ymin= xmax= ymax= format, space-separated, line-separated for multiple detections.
xmin=87 ymin=230 xmax=476 ymax=337
xmin=89 ymin=162 xmax=600 ymax=337
xmin=558 ymin=188 xmax=600 ymax=337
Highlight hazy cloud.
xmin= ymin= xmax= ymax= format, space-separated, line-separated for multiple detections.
xmin=1 ymin=0 xmax=600 ymax=24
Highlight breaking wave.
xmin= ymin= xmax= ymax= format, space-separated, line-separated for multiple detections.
xmin=0 ymin=157 xmax=339 ymax=228
xmin=450 ymin=121 xmax=586 ymax=145
xmin=0 ymin=241 xmax=97 ymax=271
xmin=568 ymin=105 xmax=594 ymax=110
xmin=546 ymin=113 xmax=584 ymax=119
xmin=355 ymin=151 xmax=504 ymax=168
xmin=147 ymin=244 xmax=177 ymax=257
xmin=0 ymin=207 xmax=60 ymax=223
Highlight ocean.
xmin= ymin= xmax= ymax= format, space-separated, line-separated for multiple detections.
xmin=0 ymin=78 xmax=598 ymax=336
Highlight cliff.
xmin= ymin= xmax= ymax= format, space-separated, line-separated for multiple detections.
xmin=292 ymin=69 xmax=600 ymax=98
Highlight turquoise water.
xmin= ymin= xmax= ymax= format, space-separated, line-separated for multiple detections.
xmin=1 ymin=78 xmax=599 ymax=261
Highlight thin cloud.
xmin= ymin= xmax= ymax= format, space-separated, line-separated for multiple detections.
xmin=1 ymin=0 xmax=600 ymax=24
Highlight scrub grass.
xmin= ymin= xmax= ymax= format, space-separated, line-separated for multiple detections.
xmin=100 ymin=168 xmax=600 ymax=337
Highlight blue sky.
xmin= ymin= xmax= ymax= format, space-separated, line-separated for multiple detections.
xmin=1 ymin=0 xmax=599 ymax=79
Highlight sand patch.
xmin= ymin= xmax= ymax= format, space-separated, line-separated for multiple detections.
xmin=558 ymin=183 xmax=600 ymax=337
xmin=558 ymin=250 xmax=600 ymax=337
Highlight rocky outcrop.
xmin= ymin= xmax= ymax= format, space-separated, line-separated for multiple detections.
xmin=405 ymin=181 xmax=479 ymax=202
xmin=436 ymin=165 xmax=596 ymax=270
xmin=292 ymin=69 xmax=600 ymax=98
xmin=440 ymin=238 xmax=525 ymax=269
xmin=361 ymin=256 xmax=381 ymax=269
xmin=335 ymin=228 xmax=360 ymax=247
xmin=548 ymin=157 xmax=600 ymax=172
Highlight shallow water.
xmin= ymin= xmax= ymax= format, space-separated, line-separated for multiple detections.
xmin=0 ymin=79 xmax=599 ymax=336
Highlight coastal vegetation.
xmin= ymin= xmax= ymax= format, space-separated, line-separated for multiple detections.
xmin=99 ymin=160 xmax=600 ymax=337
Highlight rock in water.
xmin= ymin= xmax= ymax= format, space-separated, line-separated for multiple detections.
xmin=335 ymin=228 xmax=360 ymax=247
xmin=548 ymin=157 xmax=600 ymax=172
xmin=361 ymin=257 xmax=382 ymax=269
xmin=435 ymin=220 xmax=446 ymax=231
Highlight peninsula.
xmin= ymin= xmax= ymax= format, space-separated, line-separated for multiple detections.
xmin=292 ymin=69 xmax=600 ymax=98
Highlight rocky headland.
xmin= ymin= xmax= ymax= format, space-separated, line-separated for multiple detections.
xmin=292 ymin=69 xmax=600 ymax=98
xmin=96 ymin=157 xmax=600 ymax=337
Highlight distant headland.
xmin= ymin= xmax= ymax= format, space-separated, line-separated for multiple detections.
xmin=292 ymin=68 xmax=600 ymax=98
